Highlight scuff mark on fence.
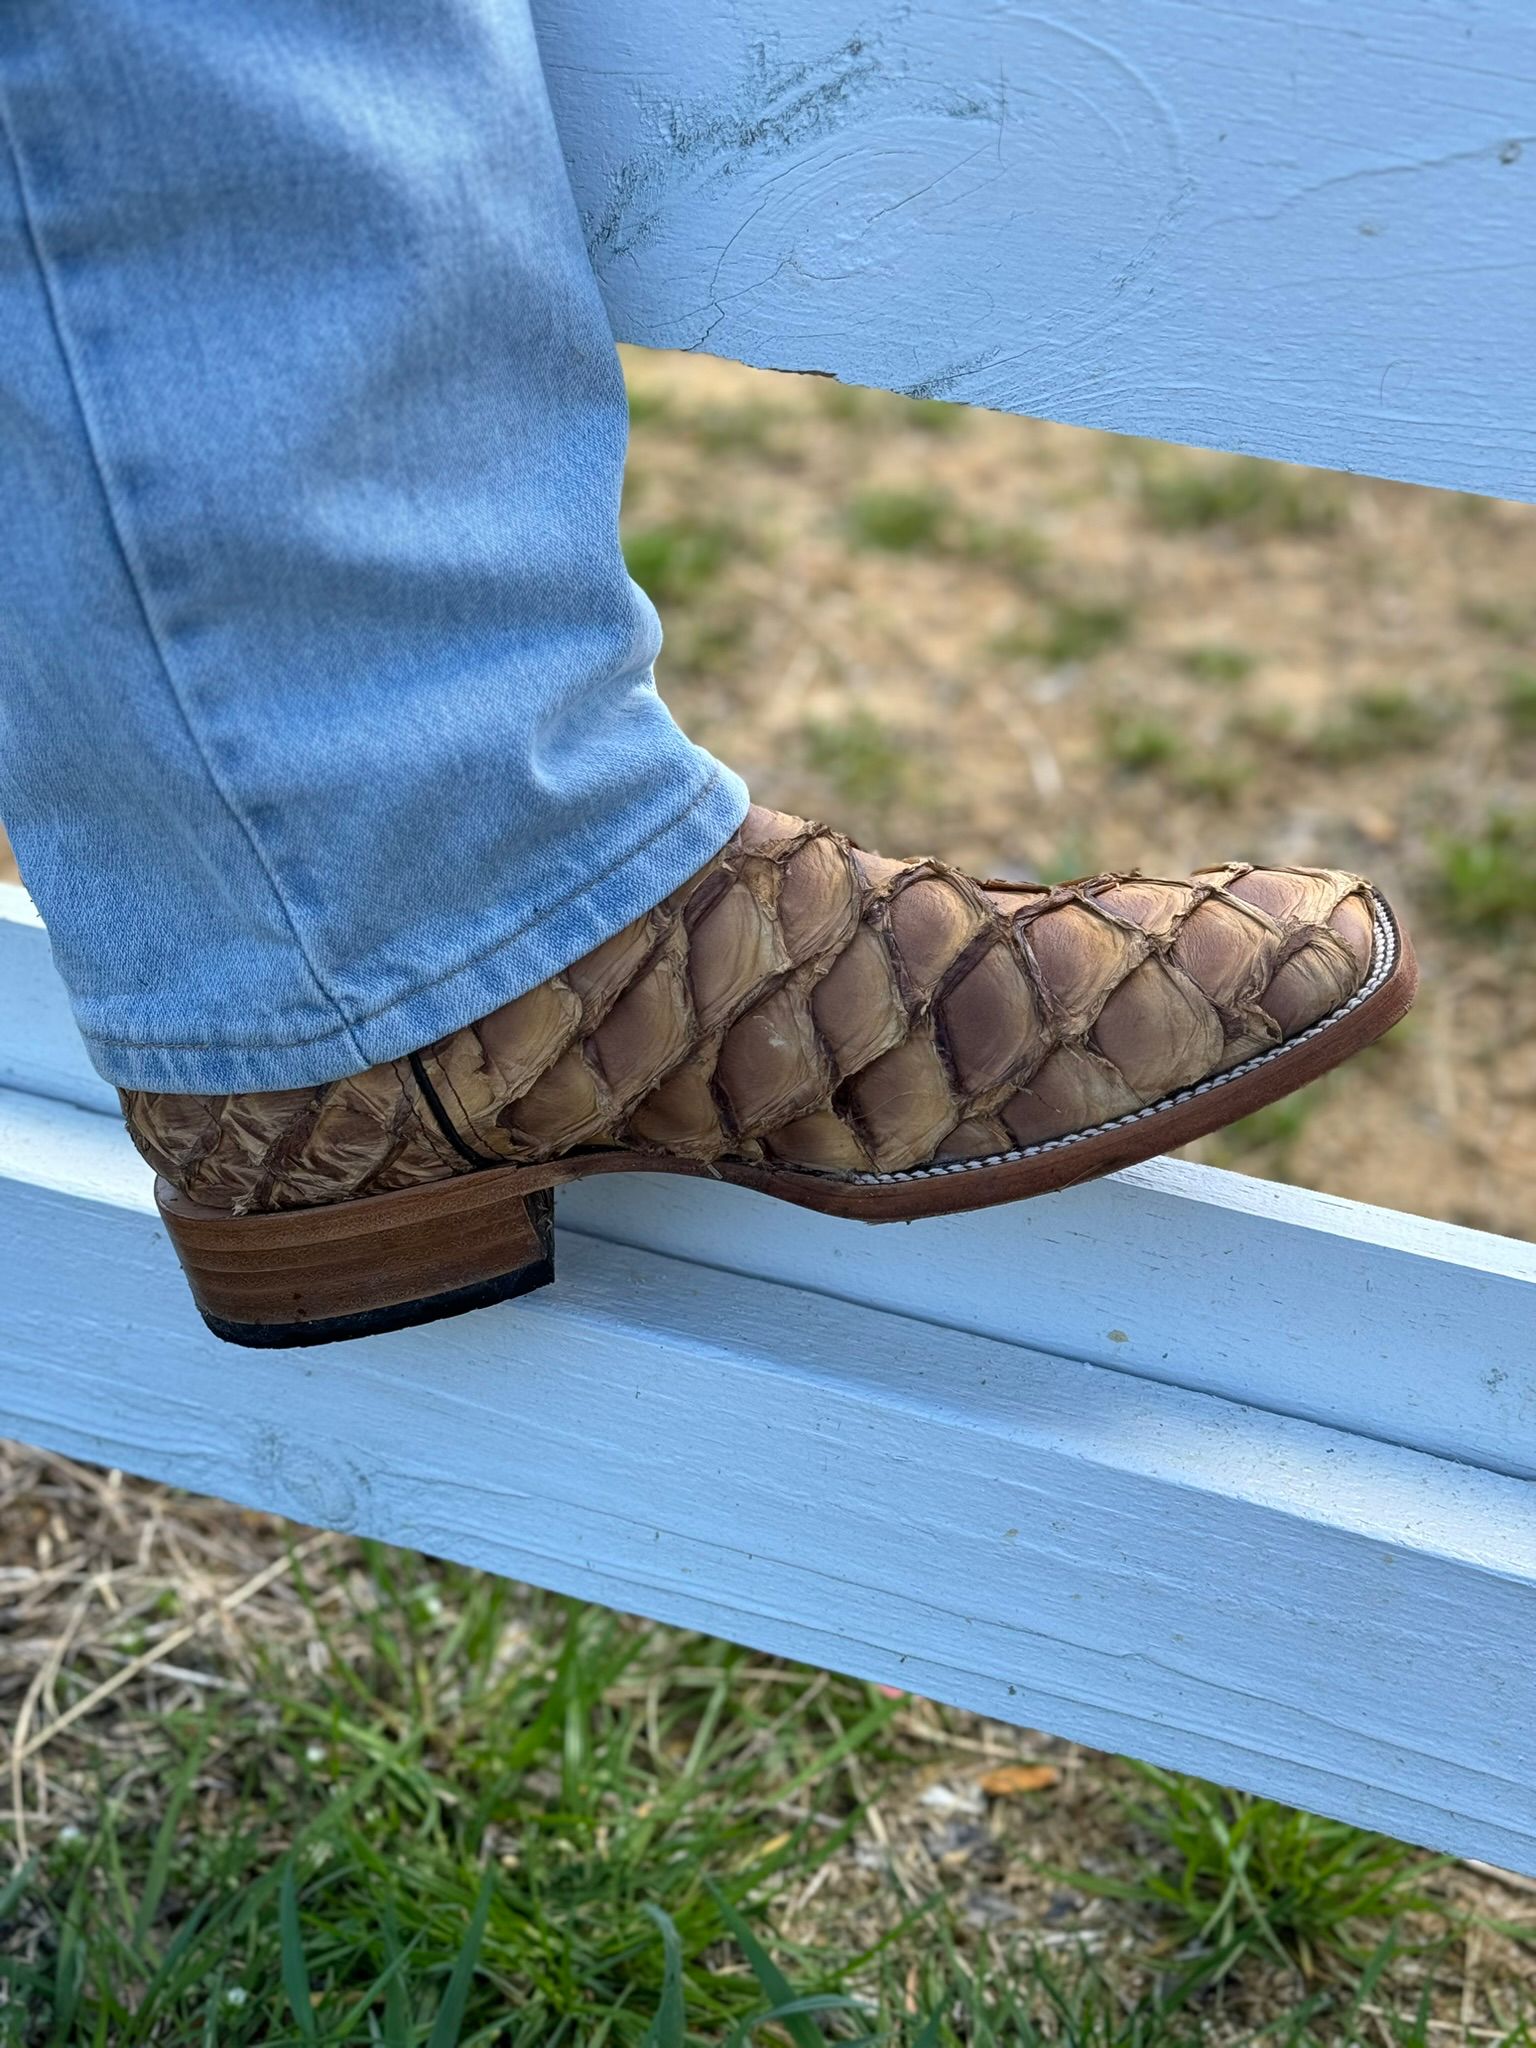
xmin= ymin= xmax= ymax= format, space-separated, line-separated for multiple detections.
xmin=583 ymin=22 xmax=899 ymax=270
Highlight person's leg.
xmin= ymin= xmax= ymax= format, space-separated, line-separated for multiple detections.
xmin=0 ymin=0 xmax=746 ymax=1093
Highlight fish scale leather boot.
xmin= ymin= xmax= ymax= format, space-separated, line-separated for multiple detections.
xmin=122 ymin=804 xmax=1417 ymax=1346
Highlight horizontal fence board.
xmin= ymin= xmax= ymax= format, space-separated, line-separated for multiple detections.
xmin=4 ymin=1088 xmax=1536 ymax=1872
xmin=559 ymin=1168 xmax=1536 ymax=1481
xmin=539 ymin=0 xmax=1536 ymax=500
xmin=0 ymin=887 xmax=114 ymax=1117
xmin=6 ymin=884 xmax=1534 ymax=1477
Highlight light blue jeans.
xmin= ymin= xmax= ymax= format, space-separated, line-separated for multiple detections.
xmin=0 ymin=0 xmax=748 ymax=1093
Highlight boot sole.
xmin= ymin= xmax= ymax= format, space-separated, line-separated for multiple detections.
xmin=160 ymin=897 xmax=1417 ymax=1346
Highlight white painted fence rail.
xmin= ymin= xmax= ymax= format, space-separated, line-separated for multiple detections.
xmin=5 ymin=882 xmax=1536 ymax=1874
xmin=543 ymin=0 xmax=1536 ymax=501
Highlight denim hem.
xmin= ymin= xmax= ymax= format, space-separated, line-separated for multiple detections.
xmin=85 ymin=764 xmax=751 ymax=1094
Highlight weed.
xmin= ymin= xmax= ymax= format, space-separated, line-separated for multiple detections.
xmin=1304 ymin=688 xmax=1446 ymax=764
xmin=845 ymin=488 xmax=951 ymax=552
xmin=670 ymin=606 xmax=752 ymax=675
xmin=1431 ymin=813 xmax=1536 ymax=932
xmin=1181 ymin=645 xmax=1255 ymax=685
xmin=907 ymin=397 xmax=966 ymax=434
xmin=626 ymin=386 xmax=674 ymax=429
xmin=1041 ymin=601 xmax=1132 ymax=664
xmin=1140 ymin=457 xmax=1343 ymax=537
xmin=0 ymin=1575 xmax=901 ymax=2044
xmin=1074 ymin=1764 xmax=1439 ymax=1988
xmin=802 ymin=708 xmax=910 ymax=809
xmin=873 ymin=1928 xmax=1214 ymax=2045
xmin=623 ymin=519 xmax=731 ymax=605
xmin=816 ymin=381 xmax=874 ymax=424
xmin=1102 ymin=714 xmax=1179 ymax=774
xmin=1174 ymin=754 xmax=1254 ymax=807
xmin=1500 ymin=667 xmax=1536 ymax=735
xmin=1205 ymin=1084 xmax=1324 ymax=1176
xmin=1462 ymin=598 xmax=1536 ymax=644
xmin=963 ymin=520 xmax=1051 ymax=580
xmin=1227 ymin=702 xmax=1298 ymax=750
xmin=689 ymin=403 xmax=780 ymax=456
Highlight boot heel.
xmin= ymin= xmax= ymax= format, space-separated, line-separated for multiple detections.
xmin=157 ymin=1171 xmax=556 ymax=1348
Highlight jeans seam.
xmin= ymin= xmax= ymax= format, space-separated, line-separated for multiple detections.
xmin=0 ymin=90 xmax=369 ymax=1072
xmin=79 ymin=763 xmax=736 ymax=1054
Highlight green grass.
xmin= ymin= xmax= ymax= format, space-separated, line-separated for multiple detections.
xmin=1172 ymin=753 xmax=1254 ymax=807
xmin=0 ymin=1560 xmax=909 ymax=2045
xmin=1073 ymin=1765 xmax=1440 ymax=1991
xmin=802 ymin=708 xmax=911 ymax=809
xmin=990 ymin=597 xmax=1132 ymax=671
xmin=687 ymin=405 xmax=782 ymax=457
xmin=1302 ymin=688 xmax=1446 ymax=765
xmin=1100 ymin=714 xmax=1180 ymax=775
xmin=668 ymin=607 xmax=753 ymax=677
xmin=1140 ymin=458 xmax=1343 ymax=538
xmin=1461 ymin=598 xmax=1536 ymax=644
xmin=1500 ymin=667 xmax=1536 ymax=735
xmin=960 ymin=521 xmax=1051 ymax=581
xmin=844 ymin=493 xmax=1048 ymax=580
xmin=1431 ymin=812 xmax=1536 ymax=933
xmin=844 ymin=488 xmax=952 ymax=553
xmin=815 ymin=381 xmax=875 ymax=426
xmin=907 ymin=398 xmax=966 ymax=435
xmin=1207 ymin=1039 xmax=1414 ymax=1176
xmin=1180 ymin=646 xmax=1255 ymax=686
xmin=1203 ymin=1083 xmax=1332 ymax=1181
xmin=1226 ymin=702 xmax=1298 ymax=749
xmin=812 ymin=387 xmax=964 ymax=435
xmin=1031 ymin=834 xmax=1102 ymax=885
xmin=622 ymin=519 xmax=733 ymax=606
xmin=626 ymin=388 xmax=675 ymax=429
xmin=5 ymin=1535 xmax=1527 ymax=2046
xmin=1043 ymin=602 xmax=1131 ymax=664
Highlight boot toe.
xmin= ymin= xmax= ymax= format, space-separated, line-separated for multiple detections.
xmin=989 ymin=864 xmax=1387 ymax=1155
xmin=1179 ymin=864 xmax=1381 ymax=1045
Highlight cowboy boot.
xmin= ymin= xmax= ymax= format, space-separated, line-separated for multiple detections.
xmin=121 ymin=805 xmax=1416 ymax=1346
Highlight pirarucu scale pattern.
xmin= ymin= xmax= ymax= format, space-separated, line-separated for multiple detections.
xmin=122 ymin=805 xmax=1378 ymax=1213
